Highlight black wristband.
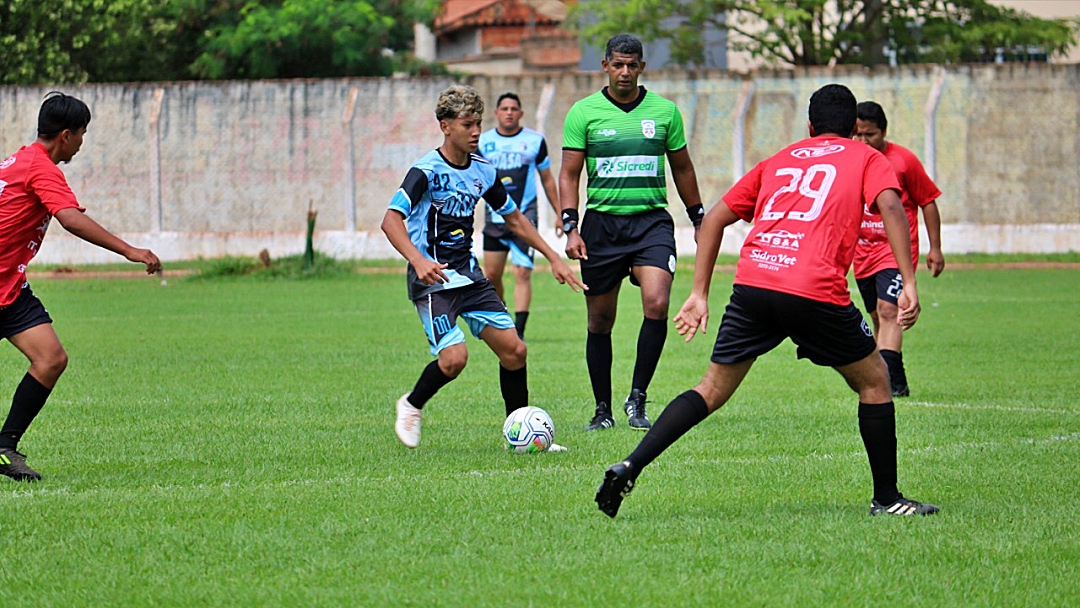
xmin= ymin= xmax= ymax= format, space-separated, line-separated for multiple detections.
xmin=685 ymin=204 xmax=705 ymax=227
xmin=560 ymin=208 xmax=579 ymax=233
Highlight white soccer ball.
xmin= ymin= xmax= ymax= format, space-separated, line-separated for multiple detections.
xmin=503 ymin=406 xmax=555 ymax=454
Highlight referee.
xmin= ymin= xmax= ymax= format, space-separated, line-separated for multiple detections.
xmin=559 ymin=33 xmax=704 ymax=432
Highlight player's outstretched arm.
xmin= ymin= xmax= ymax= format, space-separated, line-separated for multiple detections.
xmin=673 ymin=204 xmax=740 ymax=342
xmin=380 ymin=209 xmax=448 ymax=285
xmin=54 ymin=208 xmax=161 ymax=274
xmin=876 ymin=189 xmax=920 ymax=329
xmin=558 ymin=150 xmax=587 ymax=260
xmin=922 ymin=201 xmax=945 ymax=277
xmin=504 ymin=209 xmax=587 ymax=293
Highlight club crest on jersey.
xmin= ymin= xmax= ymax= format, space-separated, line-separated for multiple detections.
xmin=0 ymin=155 xmax=16 ymax=170
xmin=641 ymin=120 xmax=656 ymax=138
xmin=473 ymin=179 xmax=484 ymax=194
xmin=483 ymin=142 xmax=495 ymax=154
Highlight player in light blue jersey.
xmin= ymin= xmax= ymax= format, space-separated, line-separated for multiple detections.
xmin=381 ymin=85 xmax=587 ymax=450
xmin=478 ymin=93 xmax=562 ymax=339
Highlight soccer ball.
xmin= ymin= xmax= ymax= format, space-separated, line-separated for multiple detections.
xmin=503 ymin=406 xmax=555 ymax=454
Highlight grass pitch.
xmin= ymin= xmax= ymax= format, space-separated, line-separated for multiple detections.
xmin=1 ymin=261 xmax=1078 ymax=606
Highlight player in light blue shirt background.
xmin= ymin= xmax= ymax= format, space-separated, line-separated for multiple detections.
xmin=478 ymin=92 xmax=562 ymax=339
xmin=381 ymin=85 xmax=586 ymax=451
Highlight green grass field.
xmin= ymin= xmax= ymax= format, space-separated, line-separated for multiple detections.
xmin=2 ymin=260 xmax=1078 ymax=606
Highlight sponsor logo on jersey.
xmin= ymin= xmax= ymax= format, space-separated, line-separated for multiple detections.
xmin=791 ymin=144 xmax=845 ymax=159
xmin=641 ymin=120 xmax=656 ymax=138
xmin=668 ymin=254 xmax=676 ymax=273
xmin=596 ymin=155 xmax=659 ymax=178
xmin=750 ymin=249 xmax=798 ymax=270
xmin=754 ymin=230 xmax=804 ymax=251
xmin=483 ymin=142 xmax=496 ymax=154
xmin=0 ymin=155 xmax=16 ymax=170
xmin=596 ymin=128 xmax=617 ymax=137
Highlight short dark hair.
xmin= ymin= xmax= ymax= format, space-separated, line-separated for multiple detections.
xmin=808 ymin=84 xmax=856 ymax=137
xmin=496 ymin=92 xmax=521 ymax=108
xmin=38 ymin=92 xmax=91 ymax=140
xmin=856 ymin=101 xmax=888 ymax=132
xmin=605 ymin=34 xmax=644 ymax=61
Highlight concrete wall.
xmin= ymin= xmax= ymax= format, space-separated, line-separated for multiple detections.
xmin=0 ymin=63 xmax=1077 ymax=265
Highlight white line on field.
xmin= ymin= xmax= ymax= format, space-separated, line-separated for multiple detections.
xmin=904 ymin=400 xmax=1077 ymax=415
xmin=3 ymin=432 xmax=1078 ymax=502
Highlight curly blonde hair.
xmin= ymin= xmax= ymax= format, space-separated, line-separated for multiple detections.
xmin=435 ymin=85 xmax=484 ymax=121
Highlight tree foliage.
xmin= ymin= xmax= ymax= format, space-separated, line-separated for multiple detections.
xmin=571 ymin=0 xmax=1080 ymax=67
xmin=0 ymin=0 xmax=441 ymax=84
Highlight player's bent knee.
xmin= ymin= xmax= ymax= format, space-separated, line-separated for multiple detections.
xmin=438 ymin=349 xmax=468 ymax=377
xmin=877 ymin=301 xmax=899 ymax=321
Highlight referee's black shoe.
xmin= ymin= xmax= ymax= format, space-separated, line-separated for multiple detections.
xmin=595 ymin=460 xmax=636 ymax=518
xmin=624 ymin=389 xmax=651 ymax=430
xmin=870 ymin=495 xmax=939 ymax=516
xmin=0 ymin=448 xmax=41 ymax=482
xmin=585 ymin=403 xmax=615 ymax=431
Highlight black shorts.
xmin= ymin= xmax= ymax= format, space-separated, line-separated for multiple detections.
xmin=413 ymin=281 xmax=514 ymax=356
xmin=579 ymin=208 xmax=676 ymax=296
xmin=711 ymin=285 xmax=877 ymax=368
xmin=0 ymin=284 xmax=53 ymax=340
xmin=856 ymin=268 xmax=902 ymax=314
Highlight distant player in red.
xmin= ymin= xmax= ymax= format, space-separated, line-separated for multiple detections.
xmin=0 ymin=92 xmax=161 ymax=482
xmin=853 ymin=101 xmax=944 ymax=397
xmin=595 ymin=84 xmax=939 ymax=518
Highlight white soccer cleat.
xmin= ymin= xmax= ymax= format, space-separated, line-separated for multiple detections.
xmin=395 ymin=393 xmax=422 ymax=448
xmin=547 ymin=443 xmax=568 ymax=453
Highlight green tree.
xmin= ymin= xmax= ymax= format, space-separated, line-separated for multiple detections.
xmin=571 ymin=0 xmax=1080 ymax=67
xmin=0 ymin=0 xmax=440 ymax=84
xmin=191 ymin=0 xmax=439 ymax=79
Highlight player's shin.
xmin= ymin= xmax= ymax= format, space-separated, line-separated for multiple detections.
xmin=625 ymin=390 xmax=710 ymax=472
xmin=499 ymin=364 xmax=528 ymax=416
xmin=858 ymin=401 xmax=900 ymax=505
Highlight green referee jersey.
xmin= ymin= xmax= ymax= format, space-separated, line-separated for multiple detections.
xmin=563 ymin=87 xmax=688 ymax=215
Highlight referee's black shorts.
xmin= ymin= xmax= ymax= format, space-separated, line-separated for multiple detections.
xmin=711 ymin=284 xmax=877 ymax=368
xmin=0 ymin=284 xmax=53 ymax=340
xmin=579 ymin=208 xmax=676 ymax=296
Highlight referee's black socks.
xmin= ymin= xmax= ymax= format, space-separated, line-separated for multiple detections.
xmin=626 ymin=389 xmax=710 ymax=472
xmin=858 ymin=401 xmax=900 ymax=504
xmin=631 ymin=317 xmax=668 ymax=395
xmin=586 ymin=332 xmax=613 ymax=409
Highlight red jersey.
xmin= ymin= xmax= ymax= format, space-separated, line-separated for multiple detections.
xmin=852 ymin=142 xmax=940 ymax=279
xmin=0 ymin=142 xmax=85 ymax=306
xmin=723 ymin=136 xmax=899 ymax=306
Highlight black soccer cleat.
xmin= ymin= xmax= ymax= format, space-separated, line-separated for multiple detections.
xmin=891 ymin=384 xmax=910 ymax=397
xmin=870 ymin=495 xmax=939 ymax=516
xmin=624 ymin=389 xmax=651 ymax=430
xmin=585 ymin=403 xmax=615 ymax=431
xmin=595 ymin=460 xmax=636 ymax=518
xmin=0 ymin=448 xmax=41 ymax=482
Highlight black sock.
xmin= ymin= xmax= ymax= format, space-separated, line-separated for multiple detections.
xmin=626 ymin=390 xmax=710 ymax=472
xmin=409 ymin=360 xmax=454 ymax=409
xmin=0 ymin=373 xmax=52 ymax=450
xmin=858 ymin=401 xmax=900 ymax=504
xmin=586 ymin=332 xmax=613 ymax=409
xmin=631 ymin=316 xmax=667 ymax=395
xmin=880 ymin=350 xmax=908 ymax=388
xmin=514 ymin=311 xmax=529 ymax=339
xmin=499 ymin=364 xmax=528 ymax=417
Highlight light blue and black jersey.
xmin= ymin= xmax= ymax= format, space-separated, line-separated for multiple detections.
xmin=388 ymin=149 xmax=515 ymax=300
xmin=478 ymin=127 xmax=550 ymax=239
